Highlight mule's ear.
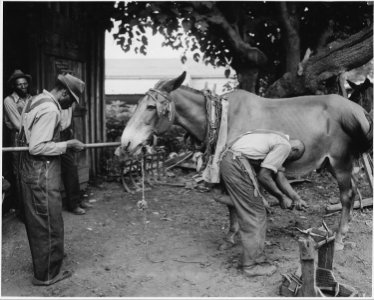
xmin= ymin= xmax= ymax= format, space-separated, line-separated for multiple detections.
xmin=347 ymin=80 xmax=357 ymax=89
xmin=161 ymin=72 xmax=187 ymax=93
xmin=363 ymin=78 xmax=371 ymax=87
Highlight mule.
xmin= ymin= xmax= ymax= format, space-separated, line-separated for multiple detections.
xmin=121 ymin=72 xmax=372 ymax=250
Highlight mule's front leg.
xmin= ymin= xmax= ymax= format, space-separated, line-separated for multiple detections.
xmin=335 ymin=173 xmax=356 ymax=251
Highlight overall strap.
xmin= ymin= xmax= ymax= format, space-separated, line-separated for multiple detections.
xmin=26 ymin=98 xmax=56 ymax=113
xmin=19 ymin=97 xmax=58 ymax=145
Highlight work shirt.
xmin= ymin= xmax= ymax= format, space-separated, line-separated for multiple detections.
xmin=3 ymin=92 xmax=32 ymax=131
xmin=230 ymin=132 xmax=291 ymax=173
xmin=20 ymin=90 xmax=67 ymax=156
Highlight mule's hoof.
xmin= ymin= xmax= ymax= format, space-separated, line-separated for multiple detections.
xmin=218 ymin=241 xmax=235 ymax=251
xmin=335 ymin=240 xmax=344 ymax=251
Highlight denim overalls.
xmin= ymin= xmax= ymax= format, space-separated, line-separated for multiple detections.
xmin=19 ymin=98 xmax=64 ymax=283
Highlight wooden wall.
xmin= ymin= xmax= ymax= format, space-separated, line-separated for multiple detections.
xmin=3 ymin=2 xmax=112 ymax=179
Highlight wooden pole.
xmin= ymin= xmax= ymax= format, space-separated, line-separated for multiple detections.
xmin=2 ymin=142 xmax=121 ymax=152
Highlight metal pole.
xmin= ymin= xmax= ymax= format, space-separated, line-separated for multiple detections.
xmin=2 ymin=142 xmax=121 ymax=152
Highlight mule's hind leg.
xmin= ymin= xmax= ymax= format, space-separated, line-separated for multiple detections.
xmin=330 ymin=164 xmax=356 ymax=251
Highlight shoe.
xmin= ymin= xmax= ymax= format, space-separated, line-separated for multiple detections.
xmin=71 ymin=207 xmax=86 ymax=215
xmin=32 ymin=270 xmax=72 ymax=286
xmin=242 ymin=263 xmax=277 ymax=277
xmin=80 ymin=201 xmax=93 ymax=209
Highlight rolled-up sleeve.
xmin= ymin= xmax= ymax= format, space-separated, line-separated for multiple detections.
xmin=261 ymin=143 xmax=291 ymax=173
xmin=28 ymin=110 xmax=67 ymax=156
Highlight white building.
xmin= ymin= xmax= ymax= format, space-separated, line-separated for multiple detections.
xmin=105 ymin=58 xmax=235 ymax=97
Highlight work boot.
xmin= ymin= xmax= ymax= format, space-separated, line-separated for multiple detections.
xmin=71 ymin=207 xmax=86 ymax=215
xmin=80 ymin=201 xmax=93 ymax=209
xmin=242 ymin=262 xmax=277 ymax=277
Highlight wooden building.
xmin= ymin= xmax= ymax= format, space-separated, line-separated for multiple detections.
xmin=3 ymin=2 xmax=115 ymax=181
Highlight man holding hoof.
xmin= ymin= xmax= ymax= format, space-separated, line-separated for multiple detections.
xmin=218 ymin=129 xmax=308 ymax=277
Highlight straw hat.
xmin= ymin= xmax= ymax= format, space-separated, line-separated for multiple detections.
xmin=57 ymin=74 xmax=85 ymax=103
xmin=8 ymin=69 xmax=32 ymax=85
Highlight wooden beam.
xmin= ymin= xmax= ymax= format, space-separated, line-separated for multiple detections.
xmin=326 ymin=197 xmax=373 ymax=212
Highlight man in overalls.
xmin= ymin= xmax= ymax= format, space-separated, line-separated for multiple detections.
xmin=3 ymin=70 xmax=33 ymax=220
xmin=220 ymin=130 xmax=307 ymax=277
xmin=19 ymin=74 xmax=85 ymax=286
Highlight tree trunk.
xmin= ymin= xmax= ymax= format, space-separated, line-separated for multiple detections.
xmin=279 ymin=2 xmax=301 ymax=74
xmin=235 ymin=67 xmax=259 ymax=92
xmin=265 ymin=26 xmax=373 ymax=98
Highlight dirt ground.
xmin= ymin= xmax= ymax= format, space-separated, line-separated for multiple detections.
xmin=2 ymin=168 xmax=372 ymax=297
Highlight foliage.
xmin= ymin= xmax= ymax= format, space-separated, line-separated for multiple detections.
xmin=105 ymin=100 xmax=135 ymax=142
xmin=111 ymin=1 xmax=372 ymax=91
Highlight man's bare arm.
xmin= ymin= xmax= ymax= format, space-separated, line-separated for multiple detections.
xmin=257 ymin=168 xmax=292 ymax=209
xmin=275 ymin=171 xmax=308 ymax=210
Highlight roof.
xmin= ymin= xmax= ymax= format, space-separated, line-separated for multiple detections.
xmin=105 ymin=58 xmax=228 ymax=79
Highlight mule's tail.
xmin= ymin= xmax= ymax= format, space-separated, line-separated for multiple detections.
xmin=341 ymin=104 xmax=372 ymax=158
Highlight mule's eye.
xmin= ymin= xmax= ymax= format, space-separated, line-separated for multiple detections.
xmin=146 ymin=105 xmax=156 ymax=110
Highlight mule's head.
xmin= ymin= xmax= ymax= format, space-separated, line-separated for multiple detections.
xmin=120 ymin=72 xmax=186 ymax=155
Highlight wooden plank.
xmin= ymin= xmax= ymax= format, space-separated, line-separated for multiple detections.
xmin=326 ymin=197 xmax=373 ymax=212
xmin=362 ymin=153 xmax=373 ymax=192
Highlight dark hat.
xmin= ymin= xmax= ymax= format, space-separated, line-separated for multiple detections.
xmin=8 ymin=69 xmax=32 ymax=85
xmin=57 ymin=74 xmax=85 ymax=103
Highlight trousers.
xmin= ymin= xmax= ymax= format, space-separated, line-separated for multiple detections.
xmin=220 ymin=151 xmax=267 ymax=266
xmin=20 ymin=153 xmax=64 ymax=282
xmin=60 ymin=128 xmax=81 ymax=211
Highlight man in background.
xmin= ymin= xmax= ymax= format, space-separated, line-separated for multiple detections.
xmin=3 ymin=69 xmax=33 ymax=220
xmin=60 ymin=107 xmax=93 ymax=215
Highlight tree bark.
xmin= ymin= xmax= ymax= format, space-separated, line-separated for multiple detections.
xmin=265 ymin=26 xmax=373 ymax=98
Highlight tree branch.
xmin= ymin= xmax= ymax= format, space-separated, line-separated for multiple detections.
xmin=265 ymin=26 xmax=373 ymax=97
xmin=206 ymin=7 xmax=268 ymax=66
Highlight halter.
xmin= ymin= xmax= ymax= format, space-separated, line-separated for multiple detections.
xmin=145 ymin=88 xmax=176 ymax=135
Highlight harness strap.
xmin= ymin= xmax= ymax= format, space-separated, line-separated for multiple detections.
xmin=202 ymin=89 xmax=223 ymax=169
xmin=146 ymin=88 xmax=175 ymax=135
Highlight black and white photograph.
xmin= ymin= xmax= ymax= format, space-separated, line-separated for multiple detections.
xmin=1 ymin=1 xmax=373 ymax=297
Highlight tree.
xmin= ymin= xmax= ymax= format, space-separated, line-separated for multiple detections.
xmin=111 ymin=1 xmax=373 ymax=96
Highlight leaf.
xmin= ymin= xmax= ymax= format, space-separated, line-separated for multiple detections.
xmin=193 ymin=53 xmax=200 ymax=62
xmin=224 ymin=68 xmax=231 ymax=78
xmin=182 ymin=20 xmax=191 ymax=32
xmin=181 ymin=55 xmax=187 ymax=64
xmin=141 ymin=35 xmax=148 ymax=45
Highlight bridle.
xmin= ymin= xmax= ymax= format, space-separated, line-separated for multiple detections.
xmin=145 ymin=88 xmax=176 ymax=135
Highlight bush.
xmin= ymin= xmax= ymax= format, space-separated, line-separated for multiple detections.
xmin=106 ymin=100 xmax=136 ymax=142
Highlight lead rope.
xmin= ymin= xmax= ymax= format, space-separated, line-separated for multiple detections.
xmin=137 ymin=148 xmax=165 ymax=263
xmin=137 ymin=147 xmax=149 ymax=255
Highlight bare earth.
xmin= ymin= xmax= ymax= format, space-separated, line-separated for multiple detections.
xmin=2 ymin=169 xmax=372 ymax=297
